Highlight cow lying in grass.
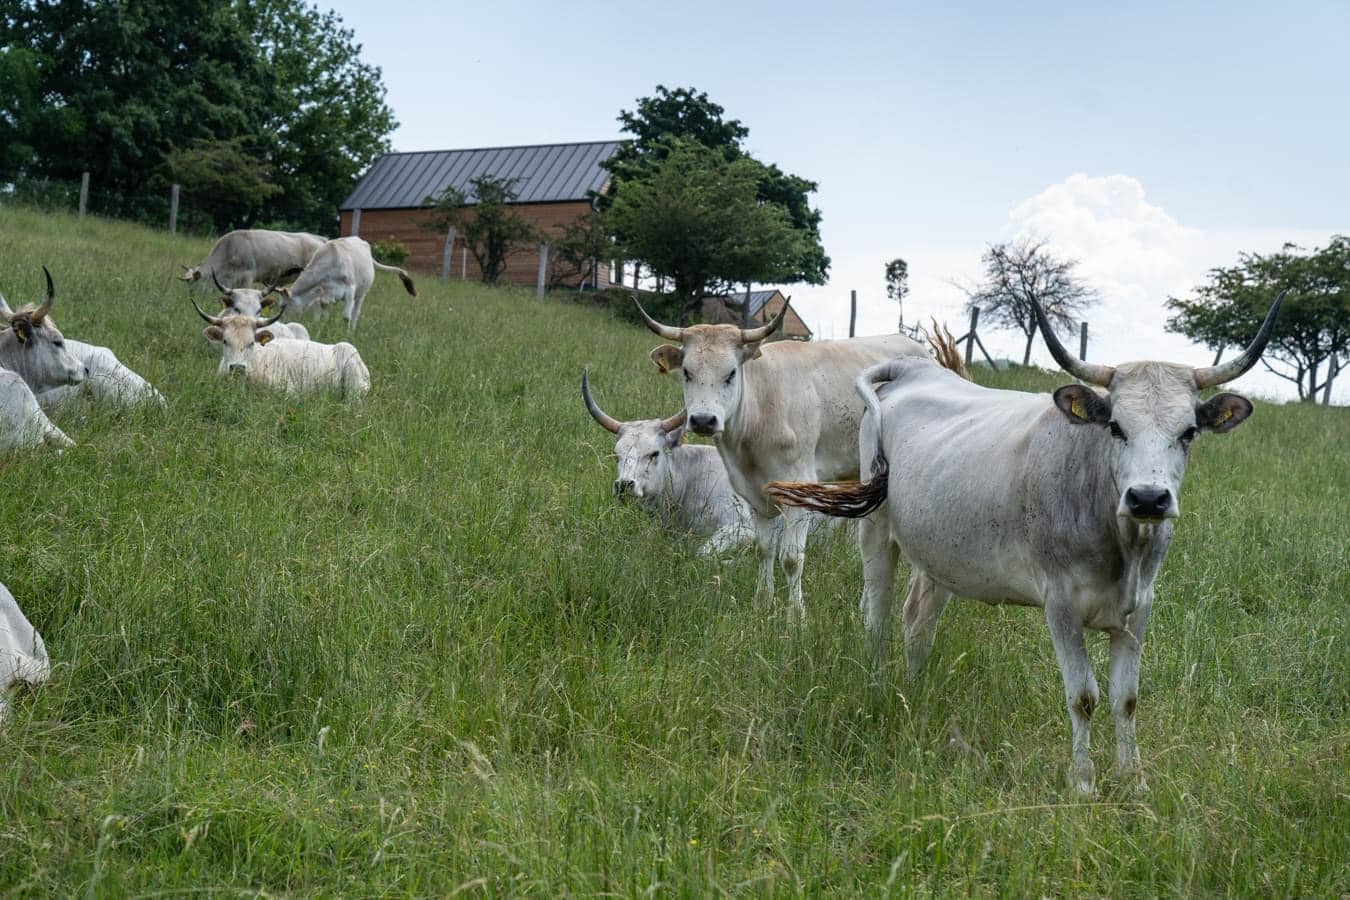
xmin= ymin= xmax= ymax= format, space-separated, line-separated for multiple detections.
xmin=192 ymin=297 xmax=370 ymax=398
xmin=0 ymin=580 xmax=50 ymax=727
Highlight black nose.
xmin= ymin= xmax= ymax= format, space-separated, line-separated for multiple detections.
xmin=614 ymin=479 xmax=633 ymax=495
xmin=1125 ymin=486 xmax=1172 ymax=518
xmin=228 ymin=364 xmax=246 ymax=376
xmin=688 ymin=413 xmax=719 ymax=435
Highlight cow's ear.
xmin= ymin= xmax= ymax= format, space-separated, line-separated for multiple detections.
xmin=203 ymin=325 xmax=224 ymax=343
xmin=1196 ymin=392 xmax=1252 ymax=434
xmin=12 ymin=319 xmax=32 ymax=344
xmin=256 ymin=329 xmax=274 ymax=346
xmin=1053 ymin=385 xmax=1111 ymax=425
xmin=739 ymin=340 xmax=766 ymax=362
xmin=219 ymin=296 xmax=231 ymax=309
xmin=665 ymin=423 xmax=686 ymax=448
xmin=650 ymin=344 xmax=683 ymax=374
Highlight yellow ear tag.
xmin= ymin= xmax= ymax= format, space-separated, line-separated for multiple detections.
xmin=1070 ymin=397 xmax=1086 ymax=420
xmin=257 ymin=331 xmax=273 ymax=346
xmin=1216 ymin=407 xmax=1232 ymax=425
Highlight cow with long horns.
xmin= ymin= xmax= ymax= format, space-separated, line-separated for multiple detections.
xmin=636 ymin=298 xmax=932 ymax=618
xmin=209 ymin=272 xmax=310 ymax=341
xmin=191 ymin=297 xmax=370 ymax=398
xmin=583 ymin=369 xmax=753 ymax=556
xmin=0 ymin=268 xmax=86 ymax=394
xmin=765 ymin=293 xmax=1285 ymax=794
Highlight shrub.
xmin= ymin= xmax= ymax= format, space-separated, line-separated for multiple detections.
xmin=372 ymin=237 xmax=409 ymax=268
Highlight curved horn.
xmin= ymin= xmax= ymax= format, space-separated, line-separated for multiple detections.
xmin=632 ymin=298 xmax=682 ymax=341
xmin=659 ymin=409 xmax=688 ymax=434
xmin=581 ymin=368 xmax=622 ymax=434
xmin=189 ymin=294 xmax=223 ymax=326
xmin=30 ymin=266 xmax=55 ymax=323
xmin=1030 ymin=296 xmax=1115 ymax=386
xmin=1193 ymin=289 xmax=1287 ymax=389
xmin=261 ymin=279 xmax=282 ymax=297
xmin=741 ymin=296 xmax=790 ymax=343
xmin=210 ymin=270 xmax=231 ymax=295
xmin=254 ymin=307 xmax=285 ymax=329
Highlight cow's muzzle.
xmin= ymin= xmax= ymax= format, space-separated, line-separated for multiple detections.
xmin=1122 ymin=485 xmax=1177 ymax=521
xmin=228 ymin=363 xmax=247 ymax=377
xmin=614 ymin=479 xmax=642 ymax=498
xmin=688 ymin=413 xmax=720 ymax=436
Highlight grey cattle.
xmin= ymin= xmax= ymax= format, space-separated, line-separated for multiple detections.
xmin=637 ymin=300 xmax=931 ymax=620
xmin=180 ymin=229 xmax=327 ymax=289
xmin=0 ymin=268 xmax=86 ymax=394
xmin=0 ymin=369 xmax=73 ymax=451
xmin=583 ymin=369 xmax=753 ymax=556
xmin=767 ymin=294 xmax=1285 ymax=794
xmin=279 ymin=236 xmax=416 ymax=332
xmin=209 ymin=277 xmax=310 ymax=341
xmin=0 ymin=579 xmax=50 ymax=726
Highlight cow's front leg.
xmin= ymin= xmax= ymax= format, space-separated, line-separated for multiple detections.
xmin=778 ymin=506 xmax=813 ymax=623
xmin=1109 ymin=600 xmax=1152 ymax=791
xmin=750 ymin=511 xmax=779 ymax=606
xmin=1046 ymin=603 xmax=1099 ymax=796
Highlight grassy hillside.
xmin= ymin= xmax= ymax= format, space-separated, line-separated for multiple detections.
xmin=0 ymin=206 xmax=1345 ymax=895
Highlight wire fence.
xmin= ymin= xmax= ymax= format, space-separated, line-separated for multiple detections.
xmin=0 ymin=169 xmax=337 ymax=239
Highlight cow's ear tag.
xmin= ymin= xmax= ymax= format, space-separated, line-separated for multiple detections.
xmin=1215 ymin=407 xmax=1233 ymax=425
xmin=1070 ymin=397 xmax=1087 ymax=420
xmin=13 ymin=327 xmax=27 ymax=345
xmin=256 ymin=330 xmax=274 ymax=346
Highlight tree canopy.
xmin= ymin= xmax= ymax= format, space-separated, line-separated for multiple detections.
xmin=606 ymin=141 xmax=807 ymax=323
xmin=603 ymin=86 xmax=829 ymax=291
xmin=962 ymin=239 xmax=1099 ymax=365
xmin=1166 ymin=237 xmax=1349 ymax=402
xmin=0 ymin=0 xmax=395 ymax=233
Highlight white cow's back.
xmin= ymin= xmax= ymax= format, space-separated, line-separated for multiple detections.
xmin=249 ymin=339 xmax=370 ymax=398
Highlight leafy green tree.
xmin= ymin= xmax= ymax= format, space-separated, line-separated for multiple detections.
xmin=547 ymin=209 xmax=612 ymax=290
xmin=603 ymin=85 xmax=829 ymax=287
xmin=1166 ymin=236 xmax=1349 ymax=402
xmin=166 ymin=137 xmax=282 ymax=232
xmin=606 ymin=141 xmax=806 ymax=323
xmin=962 ymin=239 xmax=1099 ymax=365
xmin=425 ymin=176 xmax=538 ymax=284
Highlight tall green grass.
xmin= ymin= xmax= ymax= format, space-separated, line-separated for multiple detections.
xmin=0 ymin=206 xmax=1345 ymax=895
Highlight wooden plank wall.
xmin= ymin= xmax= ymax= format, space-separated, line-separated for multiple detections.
xmin=339 ymin=202 xmax=612 ymax=289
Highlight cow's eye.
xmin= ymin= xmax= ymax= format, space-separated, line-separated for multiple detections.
xmin=1108 ymin=421 xmax=1128 ymax=442
xmin=683 ymin=369 xmax=692 ymax=383
xmin=647 ymin=451 xmax=659 ymax=461
xmin=52 ymin=339 xmax=64 ymax=348
xmin=723 ymin=370 xmax=736 ymax=385
xmin=1179 ymin=426 xmax=1198 ymax=444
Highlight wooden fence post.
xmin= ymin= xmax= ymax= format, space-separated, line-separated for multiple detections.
xmin=965 ymin=307 xmax=980 ymax=367
xmin=536 ymin=244 xmax=549 ymax=297
xmin=350 ymin=208 xmax=361 ymax=236
xmin=849 ymin=290 xmax=857 ymax=338
xmin=1079 ymin=321 xmax=1088 ymax=360
xmin=461 ymin=246 xmax=467 ymax=280
xmin=742 ymin=284 xmax=752 ymax=328
xmin=78 ymin=172 xmax=89 ymax=218
xmin=169 ymin=184 xmax=180 ymax=234
xmin=441 ymin=227 xmax=456 ymax=281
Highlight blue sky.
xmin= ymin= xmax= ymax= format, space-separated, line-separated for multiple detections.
xmin=328 ymin=0 xmax=1349 ymax=399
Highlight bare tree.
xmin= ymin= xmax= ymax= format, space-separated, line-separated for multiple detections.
xmin=962 ymin=239 xmax=1099 ymax=365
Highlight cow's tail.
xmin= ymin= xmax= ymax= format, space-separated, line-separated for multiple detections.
xmin=928 ymin=317 xmax=971 ymax=380
xmin=373 ymin=261 xmax=417 ymax=296
xmin=764 ymin=360 xmax=902 ymax=519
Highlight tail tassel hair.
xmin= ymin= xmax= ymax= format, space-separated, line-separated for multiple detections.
xmin=764 ymin=454 xmax=890 ymax=519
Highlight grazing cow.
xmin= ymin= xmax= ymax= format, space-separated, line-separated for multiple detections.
xmin=0 ymin=294 xmax=164 ymax=411
xmin=636 ymin=299 xmax=931 ymax=619
xmin=192 ymin=298 xmax=370 ymax=398
xmin=765 ymin=294 xmax=1285 ymax=794
xmin=0 ymin=268 xmax=86 ymax=394
xmin=180 ymin=229 xmax=327 ymax=289
xmin=208 ymin=275 xmax=310 ymax=341
xmin=0 ymin=580 xmax=51 ymax=726
xmin=279 ymin=236 xmax=416 ymax=332
xmin=583 ymin=369 xmax=753 ymax=555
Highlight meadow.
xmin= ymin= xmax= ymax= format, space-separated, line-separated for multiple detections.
xmin=0 ymin=205 xmax=1345 ymax=896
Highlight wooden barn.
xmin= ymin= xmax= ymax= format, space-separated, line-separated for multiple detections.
xmin=702 ymin=289 xmax=813 ymax=340
xmin=339 ymin=140 xmax=619 ymax=287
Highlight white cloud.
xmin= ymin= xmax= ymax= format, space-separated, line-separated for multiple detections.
xmin=789 ymin=173 xmax=1343 ymax=403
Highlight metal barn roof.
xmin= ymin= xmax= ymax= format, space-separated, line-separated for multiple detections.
xmin=339 ymin=140 xmax=620 ymax=210
xmin=719 ymin=289 xmax=782 ymax=318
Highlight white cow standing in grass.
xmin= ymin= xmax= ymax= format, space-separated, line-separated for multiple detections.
xmin=0 ymin=580 xmax=50 ymax=726
xmin=636 ymin=299 xmax=933 ymax=620
xmin=192 ymin=297 xmax=370 ymax=398
xmin=279 ymin=236 xmax=416 ymax=332
xmin=583 ymin=369 xmax=753 ymax=556
xmin=767 ymin=294 xmax=1285 ymax=795
xmin=180 ymin=229 xmax=327 ymax=290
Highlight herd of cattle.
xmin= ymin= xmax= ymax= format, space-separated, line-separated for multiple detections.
xmin=0 ymin=229 xmax=1286 ymax=794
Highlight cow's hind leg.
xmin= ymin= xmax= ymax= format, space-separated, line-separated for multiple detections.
xmin=902 ymin=570 xmax=951 ymax=681
xmin=858 ymin=513 xmax=899 ymax=675
xmin=1046 ymin=601 xmax=1099 ymax=795
xmin=778 ymin=506 xmax=813 ymax=623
